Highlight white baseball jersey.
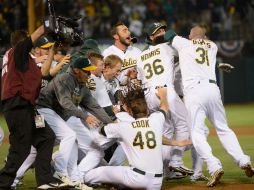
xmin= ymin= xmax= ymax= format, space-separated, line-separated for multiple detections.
xmin=172 ymin=36 xmax=217 ymax=91
xmin=172 ymin=35 xmax=251 ymax=175
xmin=137 ymin=43 xmax=177 ymax=88
xmin=104 ymin=111 xmax=165 ymax=174
xmin=103 ymin=45 xmax=141 ymax=84
xmin=173 ymin=61 xmax=184 ymax=96
xmin=89 ymin=74 xmax=112 ymax=107
xmin=137 ymin=43 xmax=190 ymax=169
xmin=100 ymin=74 xmax=120 ymax=104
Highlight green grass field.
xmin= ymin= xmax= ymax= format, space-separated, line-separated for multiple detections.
xmin=0 ymin=103 xmax=254 ymax=189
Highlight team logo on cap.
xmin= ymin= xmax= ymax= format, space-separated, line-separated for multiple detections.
xmin=43 ymin=37 xmax=49 ymax=43
xmin=154 ymin=23 xmax=161 ymax=27
xmin=88 ymin=59 xmax=92 ymax=66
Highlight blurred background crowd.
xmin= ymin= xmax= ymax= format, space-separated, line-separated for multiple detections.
xmin=0 ymin=0 xmax=254 ymax=54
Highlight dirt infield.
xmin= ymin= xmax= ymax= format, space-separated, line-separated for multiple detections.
xmin=163 ymin=183 xmax=254 ymax=190
xmin=209 ymin=126 xmax=254 ymax=136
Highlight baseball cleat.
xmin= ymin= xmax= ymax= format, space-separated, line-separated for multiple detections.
xmin=190 ymin=174 xmax=209 ymax=182
xmin=53 ymin=171 xmax=75 ymax=187
xmin=169 ymin=165 xmax=194 ymax=175
xmin=206 ymin=168 xmax=224 ymax=187
xmin=241 ymin=163 xmax=254 ymax=177
xmin=37 ymin=182 xmax=59 ymax=189
xmin=165 ymin=171 xmax=188 ymax=180
xmin=71 ymin=181 xmax=93 ymax=190
xmin=11 ymin=177 xmax=24 ymax=189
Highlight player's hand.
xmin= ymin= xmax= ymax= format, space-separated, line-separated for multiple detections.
xmin=35 ymin=55 xmax=48 ymax=63
xmin=156 ymin=87 xmax=167 ymax=99
xmin=59 ymin=54 xmax=71 ymax=65
xmin=176 ymin=139 xmax=192 ymax=146
xmin=126 ymin=68 xmax=138 ymax=79
xmin=85 ymin=115 xmax=100 ymax=128
xmin=218 ymin=63 xmax=234 ymax=73
xmin=163 ymin=136 xmax=192 ymax=146
xmin=112 ymin=105 xmax=121 ymax=114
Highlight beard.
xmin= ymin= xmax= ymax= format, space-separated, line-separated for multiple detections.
xmin=119 ymin=36 xmax=131 ymax=47
xmin=153 ymin=35 xmax=167 ymax=45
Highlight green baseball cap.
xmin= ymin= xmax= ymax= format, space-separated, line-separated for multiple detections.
xmin=72 ymin=56 xmax=97 ymax=71
xmin=146 ymin=22 xmax=167 ymax=36
xmin=79 ymin=39 xmax=101 ymax=55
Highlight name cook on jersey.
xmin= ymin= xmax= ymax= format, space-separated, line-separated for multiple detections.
xmin=141 ymin=48 xmax=160 ymax=62
xmin=132 ymin=119 xmax=150 ymax=128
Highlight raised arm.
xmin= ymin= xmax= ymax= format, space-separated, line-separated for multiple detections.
xmin=31 ymin=25 xmax=45 ymax=44
xmin=156 ymin=87 xmax=169 ymax=113
xmin=162 ymin=136 xmax=192 ymax=146
xmin=41 ymin=44 xmax=56 ymax=76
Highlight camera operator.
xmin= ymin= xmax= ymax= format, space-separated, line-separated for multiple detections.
xmin=0 ymin=25 xmax=61 ymax=189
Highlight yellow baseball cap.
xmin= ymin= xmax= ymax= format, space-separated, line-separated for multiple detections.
xmin=34 ymin=36 xmax=54 ymax=49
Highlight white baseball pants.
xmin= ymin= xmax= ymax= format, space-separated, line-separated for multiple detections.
xmin=184 ymin=82 xmax=250 ymax=175
xmin=85 ymin=166 xmax=162 ymax=190
xmin=37 ymin=108 xmax=76 ymax=176
xmin=146 ymin=86 xmax=190 ymax=167
xmin=11 ymin=146 xmax=37 ymax=187
xmin=66 ymin=116 xmax=104 ymax=179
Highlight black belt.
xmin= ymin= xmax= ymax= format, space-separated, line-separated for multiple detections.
xmin=133 ymin=168 xmax=163 ymax=178
xmin=209 ymin=79 xmax=216 ymax=84
xmin=155 ymin=84 xmax=167 ymax=89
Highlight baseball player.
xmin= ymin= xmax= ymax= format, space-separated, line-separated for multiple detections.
xmin=164 ymin=25 xmax=254 ymax=187
xmin=137 ymin=22 xmax=193 ymax=177
xmin=100 ymin=55 xmax=123 ymax=105
xmin=37 ymin=56 xmax=113 ymax=190
xmin=88 ymin=53 xmax=118 ymax=121
xmin=102 ymin=22 xmax=141 ymax=85
xmin=146 ymin=23 xmax=207 ymax=181
xmin=102 ymin=23 xmax=142 ymax=164
xmin=85 ymin=87 xmax=191 ymax=190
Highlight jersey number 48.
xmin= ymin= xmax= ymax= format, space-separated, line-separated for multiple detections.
xmin=133 ymin=131 xmax=156 ymax=149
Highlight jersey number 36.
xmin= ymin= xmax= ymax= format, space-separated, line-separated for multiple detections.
xmin=133 ymin=131 xmax=156 ymax=149
xmin=143 ymin=59 xmax=164 ymax=79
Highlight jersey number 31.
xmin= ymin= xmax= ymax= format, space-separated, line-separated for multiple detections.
xmin=133 ymin=131 xmax=156 ymax=149
xmin=195 ymin=47 xmax=209 ymax=66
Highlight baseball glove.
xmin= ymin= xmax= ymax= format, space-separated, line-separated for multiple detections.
xmin=218 ymin=63 xmax=234 ymax=73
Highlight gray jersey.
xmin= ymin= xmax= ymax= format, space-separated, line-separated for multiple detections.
xmin=37 ymin=68 xmax=112 ymax=123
